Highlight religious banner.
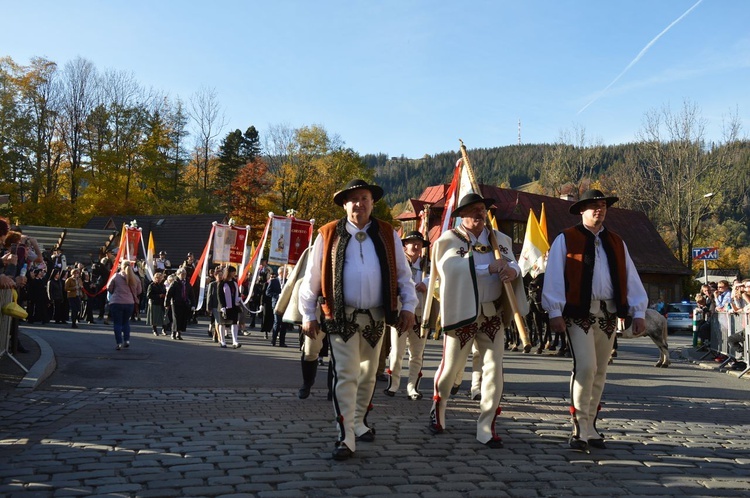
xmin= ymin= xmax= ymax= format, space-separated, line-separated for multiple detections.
xmin=213 ymin=224 xmax=249 ymax=265
xmin=191 ymin=221 xmax=251 ymax=311
xmin=267 ymin=217 xmax=292 ymax=266
xmin=268 ymin=216 xmax=313 ymax=266
xmin=105 ymin=223 xmax=143 ymax=288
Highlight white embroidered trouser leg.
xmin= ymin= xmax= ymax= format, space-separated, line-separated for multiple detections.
xmin=405 ymin=328 xmax=427 ymax=397
xmin=566 ymin=310 xmax=616 ymax=441
xmin=432 ymin=313 xmax=504 ymax=444
xmin=329 ymin=315 xmax=384 ymax=453
xmin=386 ymin=326 xmax=408 ymax=393
xmin=470 ymin=341 xmax=482 ymax=398
xmin=432 ymin=332 xmax=473 ymax=431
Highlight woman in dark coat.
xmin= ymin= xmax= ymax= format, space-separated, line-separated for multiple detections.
xmin=46 ymin=268 xmax=66 ymax=323
xmin=147 ymin=272 xmax=167 ymax=336
xmin=165 ymin=267 xmax=192 ymax=340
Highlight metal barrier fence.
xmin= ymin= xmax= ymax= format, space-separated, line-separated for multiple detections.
xmin=702 ymin=311 xmax=750 ymax=378
xmin=0 ymin=287 xmax=27 ymax=373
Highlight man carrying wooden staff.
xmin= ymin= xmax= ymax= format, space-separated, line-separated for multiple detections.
xmin=426 ymin=192 xmax=526 ymax=448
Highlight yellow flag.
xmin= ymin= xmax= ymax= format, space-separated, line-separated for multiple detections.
xmin=539 ymin=203 xmax=549 ymax=245
xmin=519 ymin=209 xmax=551 ymax=278
xmin=488 ymin=211 xmax=499 ymax=231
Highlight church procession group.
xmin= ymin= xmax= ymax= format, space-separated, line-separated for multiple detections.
xmin=275 ymin=162 xmax=647 ymax=460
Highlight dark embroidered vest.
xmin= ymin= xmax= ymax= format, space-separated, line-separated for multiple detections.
xmin=562 ymin=224 xmax=629 ymax=319
xmin=319 ymin=217 xmax=399 ymax=331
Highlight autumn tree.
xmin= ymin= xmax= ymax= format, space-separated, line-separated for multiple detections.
xmin=189 ymin=86 xmax=225 ymax=193
xmin=215 ymin=126 xmax=261 ymax=211
xmin=228 ymin=158 xmax=271 ymax=229
xmin=263 ymin=124 xmax=371 ymax=225
xmin=538 ymin=124 xmax=603 ymax=198
xmin=58 ymin=56 xmax=97 ymax=204
xmin=625 ymin=100 xmax=742 ymax=267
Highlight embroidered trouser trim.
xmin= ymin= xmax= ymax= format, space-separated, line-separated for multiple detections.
xmin=386 ymin=322 xmax=427 ymax=396
xmin=566 ymin=307 xmax=616 ymax=441
xmin=432 ymin=314 xmax=504 ymax=443
xmin=330 ymin=312 xmax=385 ymax=453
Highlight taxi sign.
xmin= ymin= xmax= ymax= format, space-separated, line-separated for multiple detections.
xmin=692 ymin=247 xmax=719 ymax=260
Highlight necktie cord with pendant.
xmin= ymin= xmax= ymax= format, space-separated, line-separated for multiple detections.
xmin=355 ymin=232 xmax=367 ymax=263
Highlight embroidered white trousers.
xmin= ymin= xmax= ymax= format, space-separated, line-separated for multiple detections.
xmin=386 ymin=324 xmax=427 ymax=396
xmin=432 ymin=313 xmax=504 ymax=444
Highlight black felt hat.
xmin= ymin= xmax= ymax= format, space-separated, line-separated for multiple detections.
xmin=568 ymin=189 xmax=619 ymax=215
xmin=451 ymin=193 xmax=495 ymax=218
xmin=333 ymin=179 xmax=384 ymax=207
xmin=401 ymin=231 xmax=430 ymax=247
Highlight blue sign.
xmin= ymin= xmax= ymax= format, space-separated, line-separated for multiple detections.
xmin=692 ymin=247 xmax=719 ymax=260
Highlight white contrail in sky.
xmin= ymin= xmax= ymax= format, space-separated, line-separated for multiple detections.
xmin=577 ymin=0 xmax=704 ymax=114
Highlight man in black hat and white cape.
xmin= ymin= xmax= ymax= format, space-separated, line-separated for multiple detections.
xmin=383 ymin=231 xmax=431 ymax=400
xmin=298 ymin=179 xmax=418 ymax=461
xmin=542 ymin=189 xmax=648 ymax=452
xmin=426 ymin=193 xmax=526 ymax=448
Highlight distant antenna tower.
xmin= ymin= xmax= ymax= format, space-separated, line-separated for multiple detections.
xmin=517 ymin=119 xmax=522 ymax=145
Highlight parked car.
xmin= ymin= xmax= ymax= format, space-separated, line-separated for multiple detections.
xmin=665 ymin=302 xmax=697 ymax=333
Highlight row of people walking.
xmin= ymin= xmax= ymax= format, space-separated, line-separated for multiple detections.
xmin=286 ymin=179 xmax=648 ymax=462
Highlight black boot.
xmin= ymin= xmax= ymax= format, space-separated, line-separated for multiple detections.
xmin=298 ymin=359 xmax=318 ymax=399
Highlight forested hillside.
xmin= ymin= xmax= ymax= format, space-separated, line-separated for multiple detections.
xmin=366 ymin=143 xmax=632 ymax=203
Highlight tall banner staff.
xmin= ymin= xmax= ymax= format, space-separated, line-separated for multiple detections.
xmin=417 ymin=203 xmax=431 ymax=337
xmin=458 ymin=139 xmax=531 ymax=348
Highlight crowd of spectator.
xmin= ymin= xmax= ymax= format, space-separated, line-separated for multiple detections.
xmin=0 ymin=219 xmax=286 ymax=353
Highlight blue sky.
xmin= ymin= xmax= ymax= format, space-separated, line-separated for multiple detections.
xmin=2 ymin=0 xmax=748 ymax=158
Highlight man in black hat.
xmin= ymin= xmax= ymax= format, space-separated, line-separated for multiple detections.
xmin=542 ymin=189 xmax=647 ymax=452
xmin=154 ymin=251 xmax=171 ymax=273
xmin=426 ymin=192 xmax=526 ymax=448
xmin=298 ymin=178 xmax=418 ymax=461
xmin=383 ymin=231 xmax=431 ymax=400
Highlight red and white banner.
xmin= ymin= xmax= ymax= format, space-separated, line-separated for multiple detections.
xmin=106 ymin=224 xmax=143 ymax=287
xmin=213 ymin=225 xmax=249 ymax=264
xmin=438 ymin=158 xmax=475 ymax=236
xmin=268 ymin=217 xmax=314 ymax=266
xmin=191 ymin=222 xmax=251 ymax=310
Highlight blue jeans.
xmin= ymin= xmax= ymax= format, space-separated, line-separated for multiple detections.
xmin=110 ymin=302 xmax=134 ymax=345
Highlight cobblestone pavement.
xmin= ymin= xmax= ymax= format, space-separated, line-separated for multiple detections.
xmin=1 ymin=335 xmax=750 ymax=497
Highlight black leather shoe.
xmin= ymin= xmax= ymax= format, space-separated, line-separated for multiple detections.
xmin=588 ymin=438 xmax=606 ymax=449
xmin=485 ymin=437 xmax=504 ymax=449
xmin=355 ymin=429 xmax=375 ymax=442
xmin=408 ymin=392 xmax=423 ymax=400
xmin=332 ymin=442 xmax=353 ymax=461
xmin=383 ymin=389 xmax=395 ymax=397
xmin=450 ymin=385 xmax=460 ymax=395
xmin=569 ymin=437 xmax=589 ymax=452
xmin=428 ymin=423 xmax=444 ymax=435
xmin=298 ymin=386 xmax=311 ymax=399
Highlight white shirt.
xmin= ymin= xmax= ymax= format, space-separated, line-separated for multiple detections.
xmin=298 ymin=219 xmax=418 ymax=323
xmin=542 ymin=226 xmax=648 ymax=320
